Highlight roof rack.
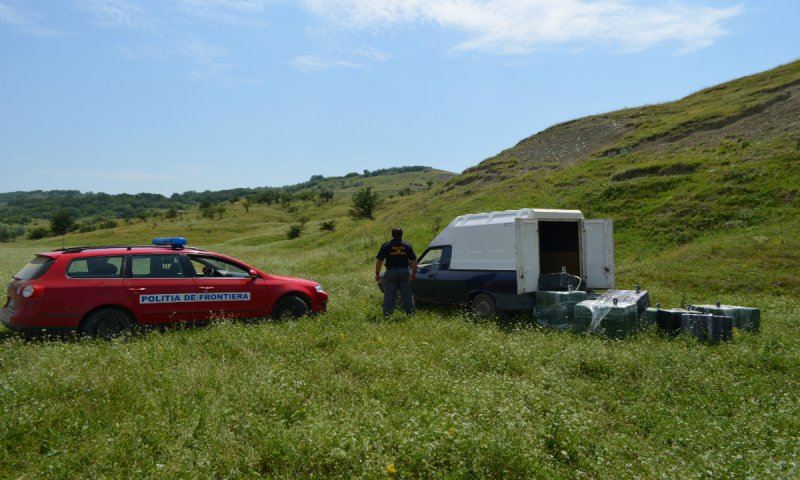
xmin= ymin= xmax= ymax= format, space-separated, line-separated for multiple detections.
xmin=54 ymin=245 xmax=206 ymax=254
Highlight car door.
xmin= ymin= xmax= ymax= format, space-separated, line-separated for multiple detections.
xmin=187 ymin=254 xmax=269 ymax=320
xmin=123 ymin=253 xmax=198 ymax=324
xmin=413 ymin=247 xmax=451 ymax=303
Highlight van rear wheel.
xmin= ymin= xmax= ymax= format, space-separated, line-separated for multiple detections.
xmin=472 ymin=293 xmax=496 ymax=317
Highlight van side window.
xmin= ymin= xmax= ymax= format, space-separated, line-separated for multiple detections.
xmin=418 ymin=246 xmax=451 ymax=270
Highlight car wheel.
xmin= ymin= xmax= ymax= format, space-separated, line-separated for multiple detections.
xmin=81 ymin=308 xmax=132 ymax=340
xmin=471 ymin=293 xmax=496 ymax=317
xmin=272 ymin=295 xmax=309 ymax=319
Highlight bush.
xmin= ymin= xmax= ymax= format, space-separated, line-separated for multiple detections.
xmin=0 ymin=224 xmax=21 ymax=242
xmin=319 ymin=220 xmax=337 ymax=232
xmin=348 ymin=187 xmax=381 ymax=220
xmin=286 ymin=224 xmax=304 ymax=239
xmin=50 ymin=210 xmax=75 ymax=236
xmin=27 ymin=227 xmax=50 ymax=240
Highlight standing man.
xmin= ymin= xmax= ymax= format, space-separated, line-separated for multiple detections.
xmin=375 ymin=227 xmax=417 ymax=316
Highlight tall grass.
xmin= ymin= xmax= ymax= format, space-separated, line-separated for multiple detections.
xmin=1 ymin=240 xmax=798 ymax=478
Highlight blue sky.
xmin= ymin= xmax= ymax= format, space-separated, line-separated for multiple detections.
xmin=1 ymin=1 xmax=798 ymax=196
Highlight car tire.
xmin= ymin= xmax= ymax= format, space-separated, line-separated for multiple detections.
xmin=471 ymin=293 xmax=496 ymax=317
xmin=81 ymin=308 xmax=132 ymax=340
xmin=272 ymin=295 xmax=310 ymax=319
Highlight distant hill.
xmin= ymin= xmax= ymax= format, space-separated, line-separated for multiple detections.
xmin=0 ymin=166 xmax=453 ymax=225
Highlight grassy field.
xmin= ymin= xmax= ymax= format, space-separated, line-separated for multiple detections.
xmin=2 ymin=61 xmax=799 ymax=478
xmin=1 ymin=203 xmax=798 ymax=479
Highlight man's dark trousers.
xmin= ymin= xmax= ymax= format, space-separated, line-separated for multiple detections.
xmin=383 ymin=267 xmax=414 ymax=316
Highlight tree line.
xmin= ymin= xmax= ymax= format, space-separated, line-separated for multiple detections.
xmin=0 ymin=167 xmax=432 ymax=241
xmin=0 ymin=166 xmax=432 ymax=225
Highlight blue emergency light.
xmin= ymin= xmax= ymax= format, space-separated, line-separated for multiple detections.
xmin=152 ymin=237 xmax=187 ymax=249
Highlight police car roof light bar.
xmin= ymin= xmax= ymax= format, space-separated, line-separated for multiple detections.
xmin=152 ymin=237 xmax=188 ymax=250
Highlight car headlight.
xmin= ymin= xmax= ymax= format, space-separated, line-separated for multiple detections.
xmin=315 ymin=284 xmax=325 ymax=293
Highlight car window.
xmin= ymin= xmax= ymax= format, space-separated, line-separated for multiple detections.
xmin=13 ymin=255 xmax=55 ymax=280
xmin=130 ymin=254 xmax=185 ymax=278
xmin=189 ymin=255 xmax=251 ymax=278
xmin=67 ymin=256 xmax=124 ymax=278
xmin=418 ymin=247 xmax=451 ymax=269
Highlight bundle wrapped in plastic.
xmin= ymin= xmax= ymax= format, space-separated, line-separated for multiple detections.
xmin=535 ymin=290 xmax=587 ymax=330
xmin=681 ymin=312 xmax=733 ymax=343
xmin=574 ymin=298 xmax=639 ymax=338
xmin=594 ymin=287 xmax=650 ymax=320
xmin=644 ymin=306 xmax=695 ymax=335
xmin=691 ymin=303 xmax=760 ymax=331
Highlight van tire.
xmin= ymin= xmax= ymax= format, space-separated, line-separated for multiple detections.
xmin=272 ymin=295 xmax=309 ymax=319
xmin=81 ymin=308 xmax=132 ymax=340
xmin=471 ymin=293 xmax=496 ymax=317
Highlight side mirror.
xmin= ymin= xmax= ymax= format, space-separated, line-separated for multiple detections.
xmin=249 ymin=269 xmax=259 ymax=279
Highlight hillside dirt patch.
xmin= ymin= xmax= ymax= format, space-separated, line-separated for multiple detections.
xmin=638 ymin=82 xmax=800 ymax=152
xmin=494 ymin=116 xmax=633 ymax=167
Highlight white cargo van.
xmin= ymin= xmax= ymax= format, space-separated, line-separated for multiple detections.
xmin=412 ymin=208 xmax=614 ymax=315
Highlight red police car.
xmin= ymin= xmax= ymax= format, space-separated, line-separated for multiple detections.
xmin=1 ymin=238 xmax=328 ymax=338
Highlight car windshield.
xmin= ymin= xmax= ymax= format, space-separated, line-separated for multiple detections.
xmin=13 ymin=255 xmax=55 ymax=280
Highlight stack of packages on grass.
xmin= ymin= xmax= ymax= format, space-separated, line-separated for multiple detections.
xmin=690 ymin=303 xmax=760 ymax=331
xmin=535 ymin=285 xmax=650 ymax=338
xmin=573 ymin=287 xmax=650 ymax=338
xmin=535 ymin=289 xmax=587 ymax=331
xmin=643 ymin=301 xmax=760 ymax=343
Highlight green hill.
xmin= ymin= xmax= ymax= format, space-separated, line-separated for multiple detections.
xmin=0 ymin=61 xmax=798 ymax=479
xmin=385 ymin=60 xmax=800 ymax=297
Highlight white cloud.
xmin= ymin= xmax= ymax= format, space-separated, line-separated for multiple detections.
xmin=178 ymin=0 xmax=274 ymax=14
xmin=289 ymin=55 xmax=364 ymax=71
xmin=176 ymin=0 xmax=277 ymax=25
xmin=178 ymin=38 xmax=263 ymax=85
xmin=180 ymin=38 xmax=233 ymax=77
xmin=289 ymin=46 xmax=391 ymax=71
xmin=0 ymin=2 xmax=61 ymax=36
xmin=298 ymin=0 xmax=743 ymax=54
xmin=76 ymin=0 xmax=155 ymax=29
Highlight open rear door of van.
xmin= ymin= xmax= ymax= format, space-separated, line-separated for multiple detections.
xmin=515 ymin=218 xmax=539 ymax=294
xmin=582 ymin=219 xmax=615 ymax=289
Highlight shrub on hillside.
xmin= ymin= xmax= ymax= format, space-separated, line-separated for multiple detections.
xmin=349 ymin=187 xmax=381 ymax=220
xmin=0 ymin=224 xmax=23 ymax=242
xmin=286 ymin=224 xmax=304 ymax=239
xmin=27 ymin=227 xmax=50 ymax=240
xmin=319 ymin=220 xmax=337 ymax=232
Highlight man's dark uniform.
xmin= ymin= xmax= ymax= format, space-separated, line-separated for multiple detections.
xmin=376 ymin=235 xmax=417 ymax=316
